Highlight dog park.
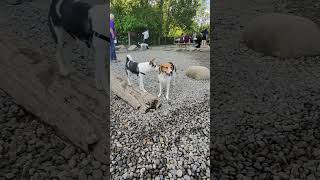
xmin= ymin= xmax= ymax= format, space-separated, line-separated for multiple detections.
xmin=3 ymin=0 xmax=320 ymax=179
xmin=0 ymin=0 xmax=210 ymax=179
xmin=110 ymin=0 xmax=210 ymax=179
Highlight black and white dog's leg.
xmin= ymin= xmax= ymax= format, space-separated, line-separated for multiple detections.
xmin=165 ymin=80 xmax=170 ymax=100
xmin=158 ymin=81 xmax=162 ymax=97
xmin=126 ymin=70 xmax=132 ymax=86
xmin=92 ymin=36 xmax=107 ymax=90
xmin=172 ymin=72 xmax=176 ymax=86
xmin=89 ymin=4 xmax=108 ymax=91
xmin=54 ymin=26 xmax=70 ymax=76
xmin=139 ymin=74 xmax=147 ymax=92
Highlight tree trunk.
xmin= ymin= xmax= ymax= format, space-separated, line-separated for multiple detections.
xmin=110 ymin=72 xmax=161 ymax=113
xmin=128 ymin=32 xmax=131 ymax=46
xmin=0 ymin=34 xmax=109 ymax=163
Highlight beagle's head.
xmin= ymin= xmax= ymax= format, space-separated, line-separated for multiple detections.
xmin=159 ymin=62 xmax=175 ymax=75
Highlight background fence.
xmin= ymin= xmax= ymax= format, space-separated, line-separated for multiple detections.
xmin=115 ymin=32 xmax=176 ymax=46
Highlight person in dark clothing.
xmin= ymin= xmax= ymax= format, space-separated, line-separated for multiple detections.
xmin=201 ymin=29 xmax=209 ymax=47
xmin=195 ymin=33 xmax=202 ymax=48
xmin=179 ymin=33 xmax=185 ymax=43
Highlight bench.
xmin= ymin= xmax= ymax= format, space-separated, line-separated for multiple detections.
xmin=174 ymin=42 xmax=193 ymax=48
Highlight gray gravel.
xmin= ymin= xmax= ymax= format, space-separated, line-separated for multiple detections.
xmin=110 ymin=49 xmax=210 ymax=179
xmin=212 ymin=0 xmax=320 ymax=179
xmin=0 ymin=89 xmax=109 ymax=180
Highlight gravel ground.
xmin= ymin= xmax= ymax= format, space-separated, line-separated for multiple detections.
xmin=0 ymin=89 xmax=109 ymax=180
xmin=110 ymin=48 xmax=210 ymax=179
xmin=212 ymin=0 xmax=320 ymax=179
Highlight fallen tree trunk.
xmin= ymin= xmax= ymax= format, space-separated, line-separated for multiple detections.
xmin=0 ymin=34 xmax=109 ymax=163
xmin=110 ymin=72 xmax=161 ymax=113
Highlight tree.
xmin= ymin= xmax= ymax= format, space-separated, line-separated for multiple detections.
xmin=110 ymin=0 xmax=203 ymax=44
xmin=169 ymin=0 xmax=199 ymax=31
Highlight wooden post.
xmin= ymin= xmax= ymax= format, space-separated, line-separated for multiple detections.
xmin=128 ymin=32 xmax=131 ymax=46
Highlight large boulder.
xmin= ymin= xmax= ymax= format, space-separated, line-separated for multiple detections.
xmin=187 ymin=47 xmax=197 ymax=52
xmin=175 ymin=48 xmax=184 ymax=52
xmin=116 ymin=45 xmax=126 ymax=50
xmin=128 ymin=45 xmax=138 ymax=51
xmin=242 ymin=13 xmax=320 ymax=58
xmin=185 ymin=66 xmax=210 ymax=80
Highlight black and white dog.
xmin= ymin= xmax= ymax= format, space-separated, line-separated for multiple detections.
xmin=125 ymin=54 xmax=157 ymax=92
xmin=138 ymin=42 xmax=148 ymax=50
xmin=48 ymin=0 xmax=109 ymax=90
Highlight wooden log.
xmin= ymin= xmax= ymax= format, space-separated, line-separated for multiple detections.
xmin=0 ymin=34 xmax=109 ymax=163
xmin=110 ymin=72 xmax=161 ymax=113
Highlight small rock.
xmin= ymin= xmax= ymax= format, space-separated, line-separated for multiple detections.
xmin=92 ymin=161 xmax=101 ymax=169
xmin=78 ymin=170 xmax=87 ymax=180
xmin=6 ymin=173 xmax=15 ymax=179
xmin=183 ymin=175 xmax=191 ymax=180
xmin=92 ymin=169 xmax=103 ymax=180
xmin=68 ymin=159 xmax=76 ymax=169
xmin=176 ymin=169 xmax=183 ymax=177
xmin=60 ymin=145 xmax=75 ymax=159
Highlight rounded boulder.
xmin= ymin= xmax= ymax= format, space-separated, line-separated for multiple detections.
xmin=185 ymin=66 xmax=210 ymax=80
xmin=242 ymin=13 xmax=320 ymax=58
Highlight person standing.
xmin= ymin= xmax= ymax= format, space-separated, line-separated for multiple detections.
xmin=110 ymin=14 xmax=118 ymax=62
xmin=192 ymin=32 xmax=197 ymax=46
xmin=142 ymin=29 xmax=149 ymax=49
xmin=201 ymin=29 xmax=209 ymax=48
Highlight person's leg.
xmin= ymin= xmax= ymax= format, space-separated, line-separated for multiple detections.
xmin=110 ymin=37 xmax=117 ymax=61
xmin=110 ymin=37 xmax=114 ymax=61
xmin=112 ymin=44 xmax=117 ymax=61
xmin=145 ymin=39 xmax=149 ymax=49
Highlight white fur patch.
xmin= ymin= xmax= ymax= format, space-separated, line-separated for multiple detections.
xmin=126 ymin=54 xmax=134 ymax=61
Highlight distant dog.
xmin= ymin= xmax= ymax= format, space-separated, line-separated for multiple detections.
xmin=48 ymin=0 xmax=109 ymax=90
xmin=125 ymin=54 xmax=157 ymax=92
xmin=158 ymin=62 xmax=176 ymax=100
xmin=138 ymin=42 xmax=149 ymax=50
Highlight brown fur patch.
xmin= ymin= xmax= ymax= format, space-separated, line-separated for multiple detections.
xmin=159 ymin=62 xmax=174 ymax=74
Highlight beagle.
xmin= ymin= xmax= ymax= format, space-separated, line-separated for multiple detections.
xmin=158 ymin=62 xmax=176 ymax=100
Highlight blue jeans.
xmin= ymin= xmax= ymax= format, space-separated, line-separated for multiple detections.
xmin=110 ymin=37 xmax=117 ymax=61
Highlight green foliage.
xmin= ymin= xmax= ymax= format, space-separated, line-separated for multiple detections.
xmin=169 ymin=0 xmax=199 ymax=31
xmin=122 ymin=16 xmax=145 ymax=32
xmin=110 ymin=0 xmax=207 ymax=45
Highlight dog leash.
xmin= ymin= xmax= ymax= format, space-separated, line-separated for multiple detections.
xmin=92 ymin=31 xmax=110 ymax=42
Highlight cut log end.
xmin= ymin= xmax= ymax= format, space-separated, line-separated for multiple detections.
xmin=111 ymin=72 xmax=161 ymax=113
